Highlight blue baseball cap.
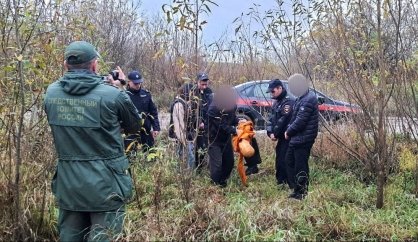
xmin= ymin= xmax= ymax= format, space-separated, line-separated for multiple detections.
xmin=197 ymin=72 xmax=209 ymax=81
xmin=128 ymin=71 xmax=143 ymax=84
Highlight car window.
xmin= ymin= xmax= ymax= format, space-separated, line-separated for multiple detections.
xmin=311 ymin=89 xmax=333 ymax=104
xmin=253 ymin=83 xmax=270 ymax=99
xmin=312 ymin=90 xmax=326 ymax=99
xmin=314 ymin=91 xmax=324 ymax=98
xmin=239 ymin=85 xmax=254 ymax=98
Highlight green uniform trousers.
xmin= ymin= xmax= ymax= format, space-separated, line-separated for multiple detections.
xmin=58 ymin=208 xmax=125 ymax=242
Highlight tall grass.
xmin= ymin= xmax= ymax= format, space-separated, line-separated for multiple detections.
xmin=123 ymin=134 xmax=418 ymax=241
xmin=1 ymin=132 xmax=417 ymax=241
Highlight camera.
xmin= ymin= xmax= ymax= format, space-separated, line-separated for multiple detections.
xmin=109 ymin=70 xmax=126 ymax=85
xmin=110 ymin=70 xmax=119 ymax=81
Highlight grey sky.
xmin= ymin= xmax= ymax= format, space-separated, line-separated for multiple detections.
xmin=140 ymin=0 xmax=279 ymax=43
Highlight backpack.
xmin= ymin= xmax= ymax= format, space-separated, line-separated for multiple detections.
xmin=168 ymin=97 xmax=187 ymax=139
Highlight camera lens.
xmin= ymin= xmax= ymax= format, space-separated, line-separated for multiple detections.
xmin=110 ymin=70 xmax=119 ymax=80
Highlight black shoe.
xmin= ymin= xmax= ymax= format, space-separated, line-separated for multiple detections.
xmin=212 ymin=180 xmax=227 ymax=188
xmin=277 ymin=181 xmax=289 ymax=189
xmin=288 ymin=192 xmax=306 ymax=200
xmin=245 ymin=166 xmax=259 ymax=176
xmin=219 ymin=182 xmax=227 ymax=188
xmin=276 ymin=182 xmax=287 ymax=190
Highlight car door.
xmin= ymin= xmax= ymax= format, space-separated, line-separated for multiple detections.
xmin=235 ymin=83 xmax=258 ymax=121
xmin=251 ymin=81 xmax=273 ymax=127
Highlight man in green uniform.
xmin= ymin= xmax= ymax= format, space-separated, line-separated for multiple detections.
xmin=44 ymin=41 xmax=141 ymax=241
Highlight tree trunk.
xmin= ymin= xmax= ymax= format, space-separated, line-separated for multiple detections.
xmin=375 ymin=0 xmax=387 ymax=209
xmin=376 ymin=168 xmax=385 ymax=209
xmin=11 ymin=0 xmax=29 ymax=238
xmin=415 ymin=161 xmax=418 ymax=197
xmin=194 ymin=0 xmax=199 ymax=73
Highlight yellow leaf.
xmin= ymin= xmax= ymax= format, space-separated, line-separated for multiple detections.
xmin=152 ymin=49 xmax=164 ymax=59
xmin=16 ymin=54 xmax=23 ymax=61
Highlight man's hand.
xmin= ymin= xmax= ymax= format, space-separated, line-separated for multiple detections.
xmin=270 ymin=133 xmax=277 ymax=141
xmin=199 ymin=122 xmax=204 ymax=129
xmin=112 ymin=80 xmax=122 ymax=88
xmin=284 ymin=132 xmax=289 ymax=140
xmin=152 ymin=131 xmax=159 ymax=139
xmin=238 ymin=119 xmax=246 ymax=124
xmin=116 ymin=66 xmax=126 ymax=81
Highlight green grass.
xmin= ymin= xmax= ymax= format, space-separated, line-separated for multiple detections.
xmin=123 ymin=141 xmax=418 ymax=241
xmin=1 ymin=136 xmax=417 ymax=241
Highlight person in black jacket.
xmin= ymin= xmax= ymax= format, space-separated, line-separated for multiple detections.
xmin=125 ymin=70 xmax=161 ymax=152
xmin=266 ymin=79 xmax=295 ymax=187
xmin=207 ymin=86 xmax=240 ymax=187
xmin=192 ymin=72 xmax=213 ymax=170
xmin=284 ymin=73 xmax=319 ymax=200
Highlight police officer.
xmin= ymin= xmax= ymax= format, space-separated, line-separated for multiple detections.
xmin=266 ymin=79 xmax=295 ymax=186
xmin=126 ymin=70 xmax=161 ymax=151
xmin=284 ymin=73 xmax=319 ymax=200
xmin=44 ymin=41 xmax=141 ymax=241
xmin=192 ymin=72 xmax=213 ymax=169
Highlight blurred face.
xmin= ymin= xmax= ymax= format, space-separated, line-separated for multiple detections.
xmin=198 ymin=80 xmax=209 ymax=91
xmin=288 ymin=74 xmax=309 ymax=97
xmin=129 ymin=81 xmax=141 ymax=90
xmin=214 ymin=86 xmax=237 ymax=111
xmin=270 ymin=86 xmax=283 ymax=98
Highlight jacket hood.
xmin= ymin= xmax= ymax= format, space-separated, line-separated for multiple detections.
xmin=59 ymin=70 xmax=102 ymax=95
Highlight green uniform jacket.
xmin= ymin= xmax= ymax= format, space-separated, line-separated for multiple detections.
xmin=44 ymin=69 xmax=141 ymax=212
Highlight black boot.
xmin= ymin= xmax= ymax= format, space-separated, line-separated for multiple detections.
xmin=245 ymin=166 xmax=259 ymax=176
xmin=288 ymin=192 xmax=307 ymax=200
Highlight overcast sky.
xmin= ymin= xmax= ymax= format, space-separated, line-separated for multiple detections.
xmin=140 ymin=0 xmax=281 ymax=43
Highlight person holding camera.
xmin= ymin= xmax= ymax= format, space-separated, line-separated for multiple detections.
xmin=105 ymin=66 xmax=127 ymax=89
xmin=125 ymin=70 xmax=161 ymax=152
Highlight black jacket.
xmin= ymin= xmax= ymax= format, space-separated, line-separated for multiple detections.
xmin=267 ymin=90 xmax=295 ymax=140
xmin=127 ymin=88 xmax=160 ymax=132
xmin=207 ymin=104 xmax=238 ymax=144
xmin=193 ymin=87 xmax=213 ymax=127
xmin=286 ymin=91 xmax=319 ymax=146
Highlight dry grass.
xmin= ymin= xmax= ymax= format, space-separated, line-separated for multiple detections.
xmin=1 ymin=131 xmax=417 ymax=241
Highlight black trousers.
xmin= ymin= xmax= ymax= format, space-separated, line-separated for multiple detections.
xmin=125 ymin=131 xmax=154 ymax=152
xmin=195 ymin=133 xmax=208 ymax=169
xmin=139 ymin=131 xmax=155 ymax=151
xmin=208 ymin=140 xmax=234 ymax=186
xmin=275 ymin=140 xmax=290 ymax=184
xmin=285 ymin=142 xmax=314 ymax=195
xmin=244 ymin=137 xmax=262 ymax=168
